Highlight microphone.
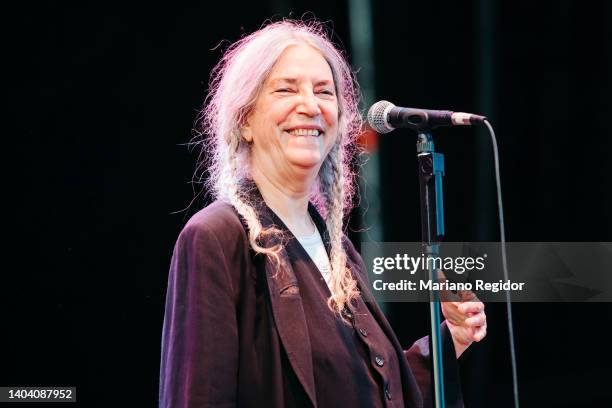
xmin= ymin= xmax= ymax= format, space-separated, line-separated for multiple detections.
xmin=367 ymin=100 xmax=487 ymax=133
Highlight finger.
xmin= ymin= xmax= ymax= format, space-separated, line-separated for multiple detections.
xmin=439 ymin=289 xmax=461 ymax=302
xmin=457 ymin=289 xmax=478 ymax=302
xmin=458 ymin=301 xmax=484 ymax=314
xmin=437 ymin=273 xmax=463 ymax=302
xmin=441 ymin=302 xmax=463 ymax=312
xmin=472 ymin=324 xmax=487 ymax=342
xmin=440 ymin=301 xmax=461 ymax=309
xmin=458 ymin=301 xmax=484 ymax=315
xmin=464 ymin=313 xmax=486 ymax=327
xmin=441 ymin=303 xmax=466 ymax=325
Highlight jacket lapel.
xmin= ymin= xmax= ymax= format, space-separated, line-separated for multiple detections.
xmin=256 ymin=203 xmax=318 ymax=408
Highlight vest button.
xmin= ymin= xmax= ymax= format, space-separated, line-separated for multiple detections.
xmin=375 ymin=356 xmax=384 ymax=367
xmin=359 ymin=328 xmax=368 ymax=337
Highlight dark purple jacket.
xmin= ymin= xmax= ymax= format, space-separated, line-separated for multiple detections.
xmin=159 ymin=199 xmax=463 ymax=408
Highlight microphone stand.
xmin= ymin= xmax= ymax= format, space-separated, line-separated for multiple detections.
xmin=416 ymin=131 xmax=446 ymax=408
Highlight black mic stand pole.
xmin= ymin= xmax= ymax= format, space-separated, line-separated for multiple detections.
xmin=416 ymin=131 xmax=446 ymax=408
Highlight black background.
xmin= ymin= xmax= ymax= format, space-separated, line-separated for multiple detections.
xmin=5 ymin=0 xmax=612 ymax=407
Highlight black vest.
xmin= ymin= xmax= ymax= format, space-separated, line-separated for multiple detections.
xmin=285 ymin=225 xmax=406 ymax=408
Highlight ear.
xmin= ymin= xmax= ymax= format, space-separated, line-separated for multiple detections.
xmin=240 ymin=121 xmax=253 ymax=143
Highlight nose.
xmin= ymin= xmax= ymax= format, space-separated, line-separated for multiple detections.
xmin=296 ymin=90 xmax=322 ymax=117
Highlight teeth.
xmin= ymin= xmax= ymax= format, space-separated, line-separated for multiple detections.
xmin=288 ymin=128 xmax=320 ymax=136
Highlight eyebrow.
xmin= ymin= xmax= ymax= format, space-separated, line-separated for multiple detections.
xmin=270 ymin=77 xmax=334 ymax=87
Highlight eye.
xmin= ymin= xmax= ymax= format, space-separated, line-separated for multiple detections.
xmin=317 ymin=89 xmax=335 ymax=96
xmin=275 ymin=88 xmax=294 ymax=93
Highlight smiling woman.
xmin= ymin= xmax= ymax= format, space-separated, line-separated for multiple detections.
xmin=196 ymin=20 xmax=362 ymax=313
xmin=159 ymin=19 xmax=486 ymax=408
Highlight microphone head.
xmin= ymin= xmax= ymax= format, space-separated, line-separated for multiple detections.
xmin=367 ymin=100 xmax=396 ymax=134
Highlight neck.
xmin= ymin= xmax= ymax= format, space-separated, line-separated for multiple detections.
xmin=251 ymin=166 xmax=316 ymax=236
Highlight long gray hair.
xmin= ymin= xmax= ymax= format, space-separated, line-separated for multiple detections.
xmin=196 ymin=19 xmax=362 ymax=317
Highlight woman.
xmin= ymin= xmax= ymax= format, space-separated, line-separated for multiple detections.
xmin=160 ymin=19 xmax=486 ymax=408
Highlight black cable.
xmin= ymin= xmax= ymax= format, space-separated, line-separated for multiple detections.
xmin=483 ymin=119 xmax=520 ymax=408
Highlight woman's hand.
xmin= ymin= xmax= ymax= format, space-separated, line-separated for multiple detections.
xmin=440 ymin=291 xmax=487 ymax=358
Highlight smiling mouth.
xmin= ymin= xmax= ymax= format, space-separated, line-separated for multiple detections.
xmin=287 ymin=128 xmax=322 ymax=137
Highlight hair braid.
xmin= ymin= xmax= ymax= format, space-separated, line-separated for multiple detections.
xmin=320 ymin=146 xmax=360 ymax=317
xmin=218 ymin=144 xmax=284 ymax=268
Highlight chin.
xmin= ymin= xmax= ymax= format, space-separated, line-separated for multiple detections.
xmin=286 ymin=153 xmax=324 ymax=172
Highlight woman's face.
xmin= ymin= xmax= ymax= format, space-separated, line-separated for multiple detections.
xmin=242 ymin=43 xmax=339 ymax=185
